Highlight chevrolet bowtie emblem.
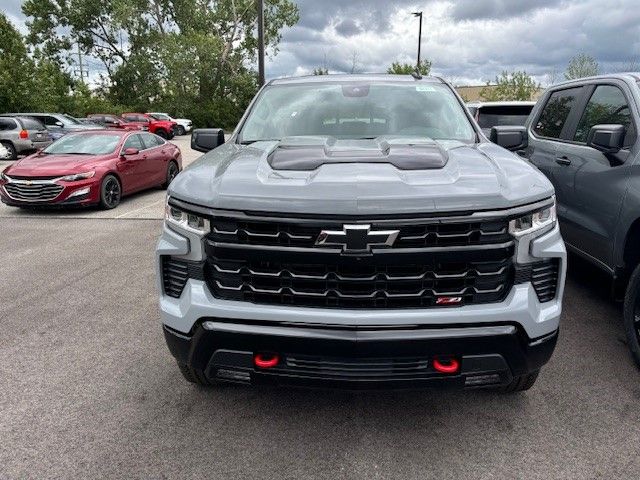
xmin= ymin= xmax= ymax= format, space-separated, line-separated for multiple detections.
xmin=25 ymin=180 xmax=32 ymax=186
xmin=316 ymin=224 xmax=399 ymax=253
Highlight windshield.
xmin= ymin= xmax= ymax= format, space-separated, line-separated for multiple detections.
xmin=239 ymin=82 xmax=476 ymax=143
xmin=150 ymin=113 xmax=170 ymax=120
xmin=61 ymin=114 xmax=81 ymax=125
xmin=477 ymin=105 xmax=533 ymax=129
xmin=43 ymin=133 xmax=121 ymax=155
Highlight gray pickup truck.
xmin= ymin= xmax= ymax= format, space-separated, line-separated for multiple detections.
xmin=493 ymin=73 xmax=640 ymax=366
xmin=156 ymin=74 xmax=566 ymax=392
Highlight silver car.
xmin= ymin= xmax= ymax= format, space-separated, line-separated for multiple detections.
xmin=0 ymin=116 xmax=52 ymax=159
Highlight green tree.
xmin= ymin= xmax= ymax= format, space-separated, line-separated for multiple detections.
xmin=564 ymin=53 xmax=599 ymax=80
xmin=0 ymin=13 xmax=38 ymax=112
xmin=480 ymin=71 xmax=540 ymax=101
xmin=387 ymin=60 xmax=432 ymax=75
xmin=23 ymin=0 xmax=300 ymax=128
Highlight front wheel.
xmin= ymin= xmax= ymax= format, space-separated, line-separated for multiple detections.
xmin=156 ymin=129 xmax=168 ymax=139
xmin=176 ymin=126 xmax=186 ymax=136
xmin=623 ymin=264 xmax=640 ymax=368
xmin=1 ymin=141 xmax=17 ymax=160
xmin=99 ymin=174 xmax=121 ymax=209
xmin=162 ymin=161 xmax=179 ymax=189
xmin=499 ymin=370 xmax=539 ymax=393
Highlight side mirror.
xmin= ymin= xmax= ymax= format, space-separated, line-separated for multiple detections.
xmin=123 ymin=147 xmax=139 ymax=156
xmin=490 ymin=126 xmax=528 ymax=151
xmin=587 ymin=124 xmax=625 ymax=154
xmin=191 ymin=128 xmax=225 ymax=153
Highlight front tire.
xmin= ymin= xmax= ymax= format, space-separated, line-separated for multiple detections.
xmin=1 ymin=141 xmax=17 ymax=160
xmin=623 ymin=263 xmax=640 ymax=368
xmin=99 ymin=174 xmax=121 ymax=209
xmin=499 ymin=371 xmax=539 ymax=393
xmin=162 ymin=161 xmax=179 ymax=189
xmin=156 ymin=129 xmax=168 ymax=139
xmin=176 ymin=126 xmax=186 ymax=136
xmin=177 ymin=362 xmax=214 ymax=386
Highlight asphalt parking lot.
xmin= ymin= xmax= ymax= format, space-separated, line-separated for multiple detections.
xmin=1 ymin=136 xmax=639 ymax=479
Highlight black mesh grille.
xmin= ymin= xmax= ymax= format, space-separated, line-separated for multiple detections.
xmin=162 ymin=258 xmax=189 ymax=298
xmin=206 ymin=256 xmax=513 ymax=309
xmin=285 ymin=355 xmax=431 ymax=379
xmin=209 ymin=217 xmax=511 ymax=249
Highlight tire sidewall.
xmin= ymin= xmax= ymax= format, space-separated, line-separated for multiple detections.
xmin=623 ymin=264 xmax=640 ymax=367
xmin=177 ymin=126 xmax=185 ymax=136
xmin=164 ymin=161 xmax=178 ymax=188
xmin=156 ymin=130 xmax=168 ymax=139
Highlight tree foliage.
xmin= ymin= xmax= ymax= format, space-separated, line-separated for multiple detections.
xmin=19 ymin=0 xmax=299 ymax=128
xmin=312 ymin=67 xmax=329 ymax=75
xmin=564 ymin=53 xmax=599 ymax=80
xmin=387 ymin=60 xmax=432 ymax=76
xmin=480 ymin=71 xmax=540 ymax=101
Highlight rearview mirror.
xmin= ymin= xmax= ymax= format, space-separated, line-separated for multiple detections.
xmin=123 ymin=147 xmax=139 ymax=156
xmin=191 ymin=128 xmax=225 ymax=153
xmin=587 ymin=124 xmax=625 ymax=154
xmin=490 ymin=126 xmax=528 ymax=151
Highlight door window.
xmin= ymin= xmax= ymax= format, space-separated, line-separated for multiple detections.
xmin=533 ymin=87 xmax=583 ymax=139
xmin=573 ymin=85 xmax=635 ymax=146
xmin=123 ymin=134 xmax=144 ymax=151
xmin=141 ymin=133 xmax=164 ymax=149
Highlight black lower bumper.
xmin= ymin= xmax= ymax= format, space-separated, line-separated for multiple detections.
xmin=163 ymin=320 xmax=558 ymax=390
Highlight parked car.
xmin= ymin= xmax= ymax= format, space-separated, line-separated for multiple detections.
xmin=121 ymin=113 xmax=176 ymax=139
xmin=7 ymin=113 xmax=102 ymax=138
xmin=87 ymin=114 xmax=144 ymax=131
xmin=147 ymin=112 xmax=192 ymax=136
xmin=491 ymin=73 xmax=640 ymax=367
xmin=157 ymin=74 xmax=566 ymax=392
xmin=0 ymin=130 xmax=181 ymax=209
xmin=467 ymin=101 xmax=536 ymax=137
xmin=0 ymin=115 xmax=52 ymax=159
xmin=75 ymin=117 xmax=104 ymax=128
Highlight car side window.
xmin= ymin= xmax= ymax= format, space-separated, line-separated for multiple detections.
xmin=142 ymin=133 xmax=164 ymax=148
xmin=533 ymin=87 xmax=583 ymax=139
xmin=0 ymin=118 xmax=17 ymax=130
xmin=123 ymin=134 xmax=144 ymax=151
xmin=573 ymin=85 xmax=636 ymax=146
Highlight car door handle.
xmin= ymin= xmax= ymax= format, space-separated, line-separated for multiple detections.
xmin=555 ymin=156 xmax=571 ymax=166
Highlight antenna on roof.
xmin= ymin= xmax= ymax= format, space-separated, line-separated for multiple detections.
xmin=411 ymin=69 xmax=422 ymax=80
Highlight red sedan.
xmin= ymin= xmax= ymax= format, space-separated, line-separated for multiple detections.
xmin=0 ymin=130 xmax=182 ymax=209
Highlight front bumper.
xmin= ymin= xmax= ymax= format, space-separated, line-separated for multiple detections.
xmin=164 ymin=321 xmax=558 ymax=389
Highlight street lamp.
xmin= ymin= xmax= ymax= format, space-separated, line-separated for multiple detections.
xmin=413 ymin=11 xmax=423 ymax=72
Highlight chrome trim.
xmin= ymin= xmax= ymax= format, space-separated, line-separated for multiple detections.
xmin=213 ymin=263 xmax=507 ymax=281
xmin=3 ymin=174 xmax=63 ymax=185
xmin=214 ymin=281 xmax=504 ymax=298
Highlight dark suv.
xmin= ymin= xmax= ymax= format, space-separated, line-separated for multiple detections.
xmin=492 ymin=73 xmax=640 ymax=366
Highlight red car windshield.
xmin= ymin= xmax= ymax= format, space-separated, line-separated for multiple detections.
xmin=43 ymin=133 xmax=122 ymax=155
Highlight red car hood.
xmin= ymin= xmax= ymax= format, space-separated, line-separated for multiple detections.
xmin=6 ymin=153 xmax=109 ymax=177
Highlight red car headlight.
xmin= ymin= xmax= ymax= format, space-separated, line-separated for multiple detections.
xmin=61 ymin=171 xmax=96 ymax=182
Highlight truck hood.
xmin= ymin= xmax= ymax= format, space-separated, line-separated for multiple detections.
xmin=169 ymin=137 xmax=554 ymax=215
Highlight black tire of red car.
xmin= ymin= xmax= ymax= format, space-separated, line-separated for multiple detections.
xmin=99 ymin=174 xmax=122 ymax=209
xmin=498 ymin=370 xmax=539 ymax=393
xmin=623 ymin=263 xmax=640 ymax=368
xmin=176 ymin=126 xmax=186 ymax=136
xmin=156 ymin=129 xmax=168 ymax=139
xmin=1 ymin=141 xmax=17 ymax=160
xmin=162 ymin=161 xmax=179 ymax=189
xmin=177 ymin=361 xmax=214 ymax=386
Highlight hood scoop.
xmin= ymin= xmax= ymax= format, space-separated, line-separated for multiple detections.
xmin=267 ymin=136 xmax=449 ymax=171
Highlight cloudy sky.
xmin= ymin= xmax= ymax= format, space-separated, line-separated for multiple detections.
xmin=4 ymin=0 xmax=640 ymax=85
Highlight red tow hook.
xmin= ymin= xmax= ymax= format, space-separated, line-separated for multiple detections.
xmin=433 ymin=356 xmax=460 ymax=374
xmin=254 ymin=353 xmax=280 ymax=369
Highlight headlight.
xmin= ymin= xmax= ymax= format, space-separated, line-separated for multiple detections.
xmin=61 ymin=171 xmax=95 ymax=182
xmin=165 ymin=200 xmax=210 ymax=235
xmin=509 ymin=199 xmax=556 ymax=237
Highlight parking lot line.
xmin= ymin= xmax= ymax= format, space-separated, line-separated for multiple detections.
xmin=115 ymin=198 xmax=166 ymax=219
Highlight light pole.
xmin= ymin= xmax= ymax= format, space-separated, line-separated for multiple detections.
xmin=257 ymin=0 xmax=265 ymax=86
xmin=413 ymin=11 xmax=423 ymax=72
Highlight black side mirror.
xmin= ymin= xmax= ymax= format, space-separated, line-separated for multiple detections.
xmin=490 ymin=126 xmax=528 ymax=151
xmin=191 ymin=128 xmax=225 ymax=153
xmin=587 ymin=124 xmax=625 ymax=154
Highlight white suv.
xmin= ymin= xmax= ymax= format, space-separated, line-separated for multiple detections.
xmin=148 ymin=112 xmax=192 ymax=136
